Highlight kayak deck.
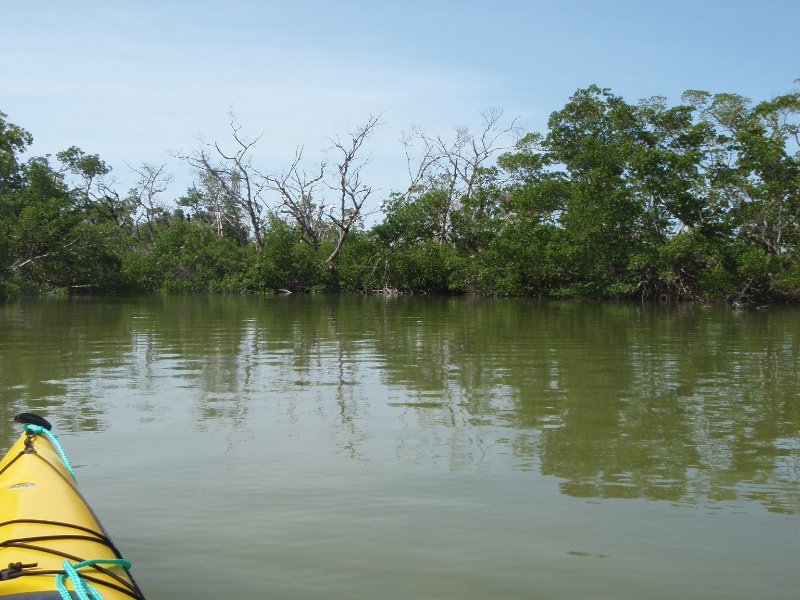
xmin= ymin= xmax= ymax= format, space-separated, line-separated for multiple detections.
xmin=0 ymin=416 xmax=144 ymax=599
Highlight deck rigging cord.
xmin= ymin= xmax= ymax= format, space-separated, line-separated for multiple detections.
xmin=56 ymin=558 xmax=133 ymax=600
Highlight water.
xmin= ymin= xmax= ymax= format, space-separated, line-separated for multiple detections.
xmin=0 ymin=296 xmax=798 ymax=599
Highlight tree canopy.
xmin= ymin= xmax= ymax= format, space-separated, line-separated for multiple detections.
xmin=2 ymin=83 xmax=798 ymax=304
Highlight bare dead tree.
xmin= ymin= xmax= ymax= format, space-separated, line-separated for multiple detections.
xmin=400 ymin=128 xmax=443 ymax=198
xmin=404 ymin=108 xmax=520 ymax=241
xmin=268 ymin=147 xmax=327 ymax=248
xmin=181 ymin=172 xmax=248 ymax=243
xmin=203 ymin=175 xmax=228 ymax=239
xmin=128 ymin=163 xmax=173 ymax=238
xmin=180 ymin=116 xmax=269 ymax=250
xmin=324 ymin=114 xmax=382 ymax=269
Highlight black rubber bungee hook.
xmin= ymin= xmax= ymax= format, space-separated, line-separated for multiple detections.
xmin=14 ymin=413 xmax=53 ymax=431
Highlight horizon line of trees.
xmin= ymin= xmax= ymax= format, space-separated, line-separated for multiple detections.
xmin=1 ymin=82 xmax=799 ymax=304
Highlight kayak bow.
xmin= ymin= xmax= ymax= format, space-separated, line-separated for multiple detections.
xmin=0 ymin=414 xmax=145 ymax=599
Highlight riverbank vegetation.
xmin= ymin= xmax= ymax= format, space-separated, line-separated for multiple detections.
xmin=2 ymin=83 xmax=798 ymax=303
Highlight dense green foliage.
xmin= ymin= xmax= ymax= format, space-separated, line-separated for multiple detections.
xmin=1 ymin=83 xmax=798 ymax=303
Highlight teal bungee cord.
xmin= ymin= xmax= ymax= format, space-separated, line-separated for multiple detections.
xmin=56 ymin=559 xmax=132 ymax=600
xmin=24 ymin=423 xmax=76 ymax=480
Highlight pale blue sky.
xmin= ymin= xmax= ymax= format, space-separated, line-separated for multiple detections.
xmin=1 ymin=0 xmax=798 ymax=202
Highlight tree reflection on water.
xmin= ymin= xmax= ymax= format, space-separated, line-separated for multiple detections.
xmin=1 ymin=296 xmax=798 ymax=513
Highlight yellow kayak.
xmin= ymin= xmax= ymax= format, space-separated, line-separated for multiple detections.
xmin=0 ymin=414 xmax=145 ymax=599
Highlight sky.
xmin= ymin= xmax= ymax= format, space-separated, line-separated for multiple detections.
xmin=1 ymin=0 xmax=798 ymax=208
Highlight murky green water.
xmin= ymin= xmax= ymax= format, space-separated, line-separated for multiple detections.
xmin=1 ymin=296 xmax=798 ymax=599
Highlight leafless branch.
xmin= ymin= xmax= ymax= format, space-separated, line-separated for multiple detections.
xmin=178 ymin=115 xmax=269 ymax=250
xmin=127 ymin=163 xmax=173 ymax=237
xmin=401 ymin=108 xmax=520 ymax=241
xmin=324 ymin=114 xmax=382 ymax=268
xmin=268 ymin=147 xmax=327 ymax=248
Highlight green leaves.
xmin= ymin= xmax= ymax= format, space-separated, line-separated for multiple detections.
xmin=2 ymin=82 xmax=800 ymax=303
xmin=0 ymin=111 xmax=33 ymax=196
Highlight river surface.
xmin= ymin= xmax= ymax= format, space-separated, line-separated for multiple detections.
xmin=0 ymin=296 xmax=798 ymax=599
